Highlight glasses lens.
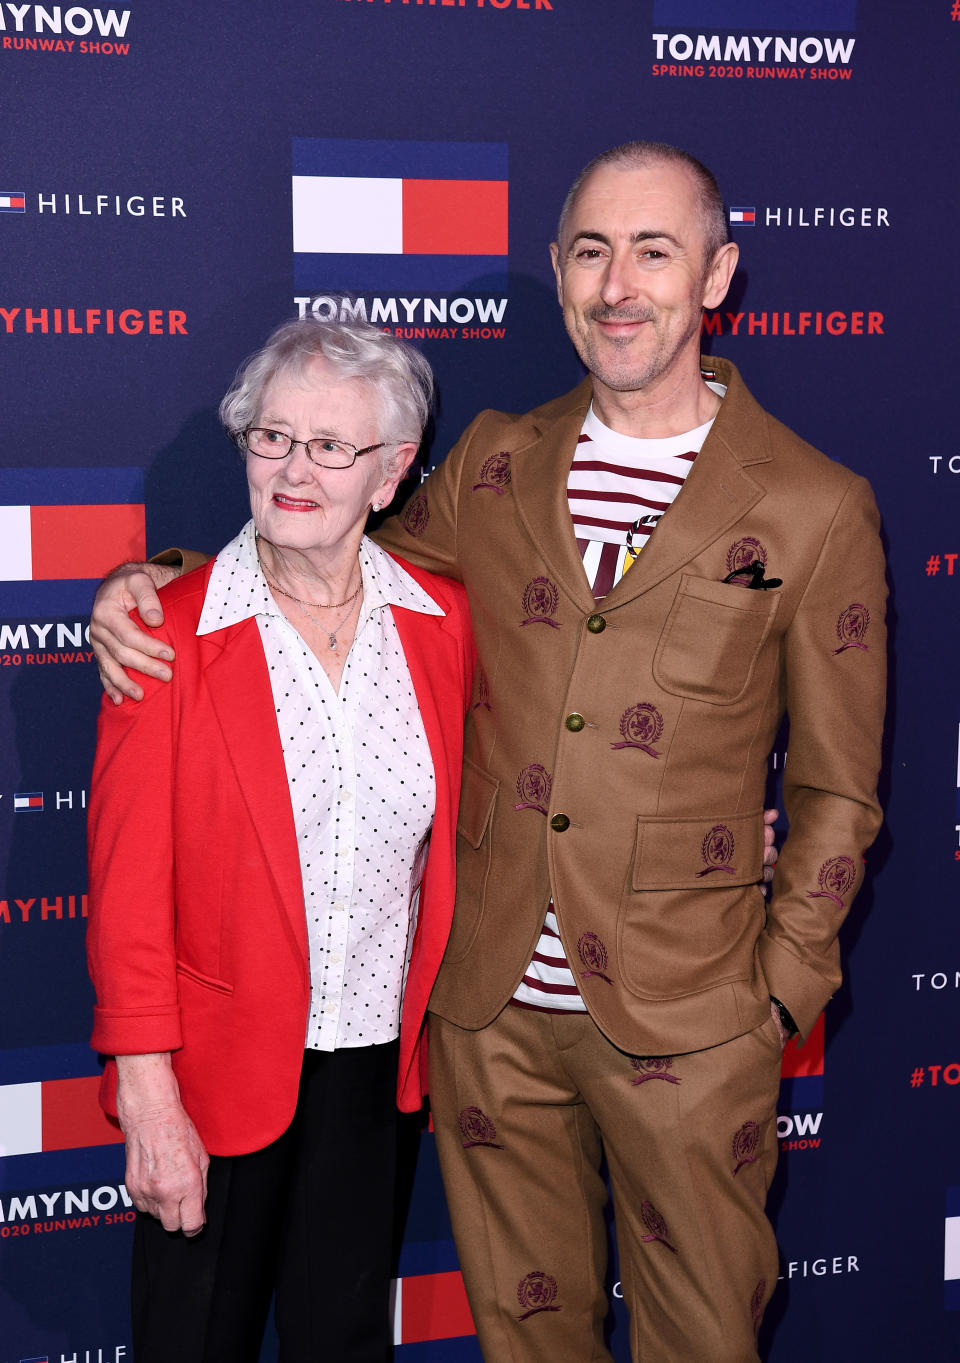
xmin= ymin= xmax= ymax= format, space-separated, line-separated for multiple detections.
xmin=306 ymin=438 xmax=356 ymax=468
xmin=247 ymin=428 xmax=292 ymax=459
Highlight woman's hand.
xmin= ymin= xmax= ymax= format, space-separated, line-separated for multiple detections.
xmin=90 ymin=563 xmax=178 ymax=704
xmin=115 ymin=1053 xmax=210 ymax=1236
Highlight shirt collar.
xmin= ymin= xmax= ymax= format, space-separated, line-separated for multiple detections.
xmin=197 ymin=519 xmax=444 ymax=638
xmin=583 ymin=400 xmax=720 ymax=459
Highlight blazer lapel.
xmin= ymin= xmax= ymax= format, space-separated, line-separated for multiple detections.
xmin=605 ymin=438 xmax=766 ymax=605
xmin=201 ymin=619 xmax=308 ymax=967
xmin=604 ymin=362 xmax=774 ymax=606
xmin=510 ymin=390 xmax=599 ymax=614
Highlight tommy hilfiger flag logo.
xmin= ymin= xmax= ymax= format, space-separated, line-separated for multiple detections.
xmin=292 ymin=138 xmax=508 ymax=292
xmin=13 ymin=793 xmax=44 ymax=813
xmin=0 ymin=1073 xmax=124 ymax=1158
xmin=729 ymin=207 xmax=756 ymax=225
xmin=0 ymin=467 xmax=145 ymax=613
xmin=0 ymin=191 xmax=26 ymax=212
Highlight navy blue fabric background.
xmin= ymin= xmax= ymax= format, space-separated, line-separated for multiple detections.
xmin=1 ymin=2 xmax=958 ymax=1358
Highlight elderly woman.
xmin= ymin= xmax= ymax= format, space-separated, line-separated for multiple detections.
xmin=86 ymin=317 xmax=474 ymax=1362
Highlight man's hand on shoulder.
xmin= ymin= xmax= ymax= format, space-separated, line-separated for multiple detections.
xmin=90 ymin=562 xmax=178 ymax=704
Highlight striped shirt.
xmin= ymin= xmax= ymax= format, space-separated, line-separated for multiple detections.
xmin=512 ymin=391 xmax=721 ymax=1012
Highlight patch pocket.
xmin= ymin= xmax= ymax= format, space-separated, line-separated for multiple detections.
xmin=445 ymin=757 xmax=499 ymax=964
xmin=631 ymin=809 xmax=765 ymax=890
xmin=652 ymin=575 xmax=780 ymax=704
xmin=617 ymin=812 xmax=767 ymax=1000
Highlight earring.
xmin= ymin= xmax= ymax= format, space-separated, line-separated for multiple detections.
xmin=372 ymin=501 xmax=381 ymax=511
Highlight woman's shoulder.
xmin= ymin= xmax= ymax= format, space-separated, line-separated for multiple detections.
xmin=128 ymin=557 xmax=216 ymax=656
xmin=155 ymin=557 xmax=215 ymax=618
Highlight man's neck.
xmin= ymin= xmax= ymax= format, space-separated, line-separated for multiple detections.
xmin=590 ymin=363 xmax=722 ymax=439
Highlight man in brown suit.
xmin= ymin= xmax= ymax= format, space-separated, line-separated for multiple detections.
xmin=92 ymin=142 xmax=886 ymax=1362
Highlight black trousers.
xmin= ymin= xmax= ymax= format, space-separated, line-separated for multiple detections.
xmin=131 ymin=1041 xmax=400 ymax=1363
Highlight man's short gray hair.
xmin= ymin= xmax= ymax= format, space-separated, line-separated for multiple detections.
xmin=556 ymin=141 xmax=729 ymax=269
xmin=219 ymin=313 xmax=435 ymax=468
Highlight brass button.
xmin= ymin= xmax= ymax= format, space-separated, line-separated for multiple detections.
xmin=550 ymin=813 xmax=571 ymax=832
xmin=565 ymin=713 xmax=585 ymax=732
xmin=586 ymin=614 xmax=606 ymax=633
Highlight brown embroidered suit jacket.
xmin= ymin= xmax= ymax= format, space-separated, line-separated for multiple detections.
xmin=382 ymin=358 xmax=884 ymax=1056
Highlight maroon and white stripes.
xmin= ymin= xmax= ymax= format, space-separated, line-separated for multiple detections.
xmin=511 ymin=903 xmax=584 ymax=1012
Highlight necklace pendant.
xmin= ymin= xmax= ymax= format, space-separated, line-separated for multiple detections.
xmin=328 ymin=634 xmax=338 ymax=651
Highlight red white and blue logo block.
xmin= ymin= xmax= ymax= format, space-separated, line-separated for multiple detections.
xmin=0 ymin=467 xmax=145 ymax=613
xmin=392 ymin=1269 xmax=475 ymax=1348
xmin=292 ymin=137 xmax=508 ymax=293
xmin=0 ymin=1076 xmax=123 ymax=1159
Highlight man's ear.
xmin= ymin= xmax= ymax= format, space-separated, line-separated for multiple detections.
xmin=702 ymin=241 xmax=739 ymax=310
xmin=550 ymin=240 xmax=564 ymax=307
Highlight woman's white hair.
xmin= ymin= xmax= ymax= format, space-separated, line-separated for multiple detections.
xmin=219 ymin=312 xmax=435 ymax=470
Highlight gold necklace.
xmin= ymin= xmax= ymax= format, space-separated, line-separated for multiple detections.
xmin=256 ymin=536 xmax=363 ymax=651
xmin=265 ymin=572 xmax=362 ymax=612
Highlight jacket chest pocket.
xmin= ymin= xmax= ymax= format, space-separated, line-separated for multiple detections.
xmin=652 ymin=575 xmax=780 ymax=705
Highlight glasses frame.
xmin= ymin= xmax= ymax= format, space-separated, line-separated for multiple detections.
xmin=237 ymin=426 xmax=388 ymax=470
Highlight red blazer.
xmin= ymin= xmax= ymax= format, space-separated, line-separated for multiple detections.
xmin=87 ymin=552 xmax=475 ymax=1156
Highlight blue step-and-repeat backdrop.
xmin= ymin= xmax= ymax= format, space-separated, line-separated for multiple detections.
xmin=1 ymin=2 xmax=958 ymax=1359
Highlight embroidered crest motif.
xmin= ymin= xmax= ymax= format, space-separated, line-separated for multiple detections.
xmin=726 ymin=536 xmax=767 ymax=575
xmin=516 ymin=1271 xmax=562 ymax=1321
xmin=834 ymin=602 xmax=870 ymax=654
xmin=459 ymin=1106 xmax=503 ymax=1149
xmin=521 ymin=576 xmax=561 ymax=628
xmin=732 ymin=1120 xmax=760 ymax=1175
xmin=472 ymin=449 xmax=512 ymax=494
xmin=514 ymin=763 xmax=552 ymax=814
xmin=751 ymin=1279 xmax=767 ymax=1335
xmin=578 ymin=931 xmax=613 ymax=985
xmin=611 ymin=702 xmax=664 ymax=757
xmin=640 ymin=1201 xmax=677 ymax=1254
xmin=807 ymin=855 xmax=857 ymax=909
xmin=630 ymin=1057 xmax=680 ymax=1086
xmin=472 ymin=668 xmax=492 ymax=712
xmin=696 ymin=824 xmax=737 ymax=877
xmin=401 ymin=489 xmax=429 ymax=537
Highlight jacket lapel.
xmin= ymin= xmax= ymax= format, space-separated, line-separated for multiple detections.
xmin=510 ymin=384 xmax=598 ymax=614
xmin=390 ymin=597 xmax=459 ymax=1101
xmin=604 ymin=437 xmax=766 ymax=606
xmin=508 ymin=365 xmax=776 ymax=612
xmin=594 ymin=357 xmax=774 ymax=607
xmin=200 ymin=618 xmax=309 ymax=968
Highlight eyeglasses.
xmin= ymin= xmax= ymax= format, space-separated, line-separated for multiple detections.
xmin=237 ymin=426 xmax=388 ymax=470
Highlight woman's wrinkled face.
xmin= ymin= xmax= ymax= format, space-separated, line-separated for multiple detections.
xmin=245 ymin=359 xmax=398 ymax=559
